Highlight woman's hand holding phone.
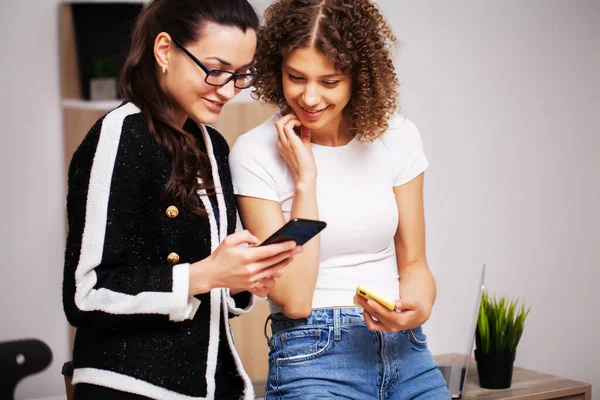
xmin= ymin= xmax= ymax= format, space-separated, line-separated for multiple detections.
xmin=189 ymin=230 xmax=302 ymax=296
xmin=353 ymin=291 xmax=430 ymax=333
xmin=275 ymin=113 xmax=317 ymax=187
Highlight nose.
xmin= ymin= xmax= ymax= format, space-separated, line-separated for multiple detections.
xmin=215 ymin=79 xmax=238 ymax=101
xmin=302 ymin=83 xmax=321 ymax=107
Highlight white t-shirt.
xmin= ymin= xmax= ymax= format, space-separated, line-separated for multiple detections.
xmin=229 ymin=112 xmax=429 ymax=313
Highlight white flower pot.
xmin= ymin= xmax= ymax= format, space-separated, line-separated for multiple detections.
xmin=90 ymin=77 xmax=117 ymax=101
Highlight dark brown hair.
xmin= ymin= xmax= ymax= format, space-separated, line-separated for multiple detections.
xmin=253 ymin=0 xmax=399 ymax=140
xmin=120 ymin=0 xmax=259 ymax=217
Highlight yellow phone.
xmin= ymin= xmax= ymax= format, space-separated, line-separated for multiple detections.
xmin=354 ymin=285 xmax=396 ymax=311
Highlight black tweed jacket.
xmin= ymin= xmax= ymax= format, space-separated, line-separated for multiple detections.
xmin=62 ymin=102 xmax=255 ymax=399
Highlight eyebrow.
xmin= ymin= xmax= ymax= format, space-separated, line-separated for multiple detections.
xmin=285 ymin=66 xmax=344 ymax=78
xmin=204 ymin=57 xmax=254 ymax=69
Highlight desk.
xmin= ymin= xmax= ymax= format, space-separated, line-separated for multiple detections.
xmin=45 ymin=355 xmax=590 ymax=400
xmin=434 ymin=353 xmax=592 ymax=400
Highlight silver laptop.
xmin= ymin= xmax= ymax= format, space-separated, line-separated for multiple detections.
xmin=437 ymin=264 xmax=486 ymax=398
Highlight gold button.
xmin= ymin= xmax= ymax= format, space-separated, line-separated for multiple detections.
xmin=166 ymin=205 xmax=179 ymax=219
xmin=167 ymin=252 xmax=180 ymax=264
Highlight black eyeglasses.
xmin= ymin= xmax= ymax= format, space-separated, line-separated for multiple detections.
xmin=172 ymin=38 xmax=258 ymax=89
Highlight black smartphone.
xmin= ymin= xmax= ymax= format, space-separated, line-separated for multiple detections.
xmin=260 ymin=218 xmax=327 ymax=246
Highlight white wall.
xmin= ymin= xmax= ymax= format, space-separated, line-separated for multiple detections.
xmin=0 ymin=0 xmax=69 ymax=399
xmin=0 ymin=0 xmax=598 ymax=398
xmin=378 ymin=0 xmax=600 ymax=395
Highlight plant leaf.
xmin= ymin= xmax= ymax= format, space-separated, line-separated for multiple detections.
xmin=475 ymin=290 xmax=530 ymax=354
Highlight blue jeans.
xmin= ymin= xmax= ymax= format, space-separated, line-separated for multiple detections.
xmin=264 ymin=307 xmax=450 ymax=399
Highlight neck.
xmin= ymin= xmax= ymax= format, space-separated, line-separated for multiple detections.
xmin=310 ymin=114 xmax=353 ymax=147
xmin=173 ymin=109 xmax=188 ymax=129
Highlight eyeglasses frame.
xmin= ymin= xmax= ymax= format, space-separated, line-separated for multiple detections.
xmin=171 ymin=38 xmax=258 ymax=89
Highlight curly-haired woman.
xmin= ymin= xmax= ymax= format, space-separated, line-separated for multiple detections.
xmin=229 ymin=0 xmax=450 ymax=398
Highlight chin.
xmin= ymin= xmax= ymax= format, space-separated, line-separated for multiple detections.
xmin=297 ymin=116 xmax=330 ymax=130
xmin=298 ymin=120 xmax=321 ymax=129
xmin=191 ymin=109 xmax=220 ymax=126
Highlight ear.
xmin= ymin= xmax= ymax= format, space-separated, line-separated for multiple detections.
xmin=154 ymin=32 xmax=173 ymax=72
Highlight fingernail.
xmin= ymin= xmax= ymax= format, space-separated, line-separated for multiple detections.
xmin=295 ymin=245 xmax=304 ymax=254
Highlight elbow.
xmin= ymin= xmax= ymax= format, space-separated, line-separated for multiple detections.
xmin=280 ymin=303 xmax=313 ymax=320
xmin=270 ymin=291 xmax=314 ymax=319
xmin=64 ymin=308 xmax=83 ymax=329
xmin=63 ymin=295 xmax=80 ymax=328
xmin=63 ymin=300 xmax=86 ymax=328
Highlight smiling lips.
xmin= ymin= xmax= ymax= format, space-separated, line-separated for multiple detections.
xmin=203 ymin=98 xmax=225 ymax=112
xmin=300 ymin=104 xmax=329 ymax=119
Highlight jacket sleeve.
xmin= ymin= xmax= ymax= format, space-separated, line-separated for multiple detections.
xmin=225 ymin=289 xmax=255 ymax=318
xmin=62 ymin=108 xmax=200 ymax=329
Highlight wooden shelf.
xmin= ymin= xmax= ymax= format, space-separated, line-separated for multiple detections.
xmin=62 ymin=99 xmax=123 ymax=111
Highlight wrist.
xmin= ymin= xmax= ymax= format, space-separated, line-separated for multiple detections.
xmin=189 ymin=258 xmax=215 ymax=296
xmin=295 ymin=180 xmax=317 ymax=193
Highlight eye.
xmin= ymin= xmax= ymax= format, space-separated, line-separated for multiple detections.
xmin=288 ymin=74 xmax=305 ymax=82
xmin=323 ymin=80 xmax=340 ymax=87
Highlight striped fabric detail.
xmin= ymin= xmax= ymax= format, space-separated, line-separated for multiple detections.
xmin=73 ymin=368 xmax=209 ymax=400
xmin=73 ymin=102 xmax=197 ymax=321
xmin=198 ymin=124 xmax=254 ymax=400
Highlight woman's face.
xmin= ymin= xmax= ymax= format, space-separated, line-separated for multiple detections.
xmin=282 ymin=47 xmax=352 ymax=132
xmin=158 ymin=22 xmax=257 ymax=126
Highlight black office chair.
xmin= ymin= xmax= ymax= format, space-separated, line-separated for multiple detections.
xmin=0 ymin=339 xmax=53 ymax=400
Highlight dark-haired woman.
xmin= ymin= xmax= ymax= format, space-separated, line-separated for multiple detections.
xmin=62 ymin=1 xmax=301 ymax=399
xmin=229 ymin=0 xmax=450 ymax=398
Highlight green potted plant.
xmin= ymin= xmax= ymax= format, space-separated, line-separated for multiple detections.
xmin=90 ymin=56 xmax=118 ymax=101
xmin=475 ymin=290 xmax=530 ymax=389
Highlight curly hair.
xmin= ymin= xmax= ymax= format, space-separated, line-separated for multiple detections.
xmin=253 ymin=0 xmax=399 ymax=140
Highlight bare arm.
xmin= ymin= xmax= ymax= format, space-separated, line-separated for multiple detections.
xmin=394 ymin=172 xmax=436 ymax=320
xmin=354 ymin=172 xmax=436 ymax=331
xmin=237 ymin=189 xmax=319 ymax=319
xmin=236 ymin=114 xmax=320 ymax=319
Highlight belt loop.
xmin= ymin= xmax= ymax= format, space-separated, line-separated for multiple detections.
xmin=264 ymin=314 xmax=273 ymax=342
xmin=333 ymin=308 xmax=341 ymax=341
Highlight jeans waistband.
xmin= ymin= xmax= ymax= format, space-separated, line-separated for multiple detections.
xmin=264 ymin=307 xmax=365 ymax=342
